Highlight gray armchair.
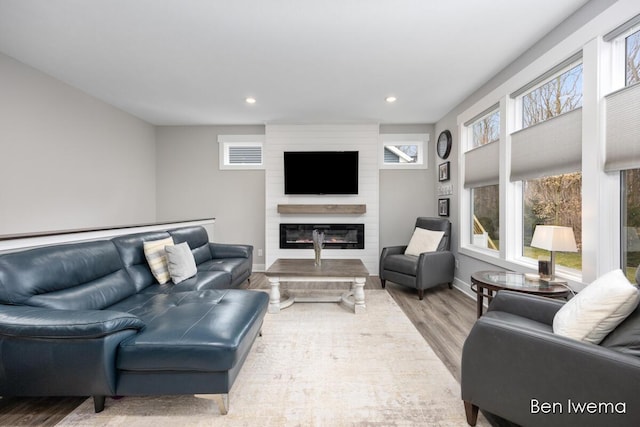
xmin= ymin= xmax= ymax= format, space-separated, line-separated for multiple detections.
xmin=379 ymin=217 xmax=455 ymax=300
xmin=461 ymin=268 xmax=640 ymax=426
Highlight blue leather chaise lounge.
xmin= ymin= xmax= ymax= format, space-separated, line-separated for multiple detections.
xmin=0 ymin=226 xmax=268 ymax=414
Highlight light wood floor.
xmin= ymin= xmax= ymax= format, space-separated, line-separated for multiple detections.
xmin=0 ymin=274 xmax=479 ymax=426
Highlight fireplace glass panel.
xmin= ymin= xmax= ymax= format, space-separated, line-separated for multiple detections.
xmin=280 ymin=224 xmax=365 ymax=249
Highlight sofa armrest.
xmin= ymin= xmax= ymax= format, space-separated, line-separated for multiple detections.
xmin=487 ymin=290 xmax=565 ymax=325
xmin=462 ymin=315 xmax=640 ymax=426
xmin=379 ymin=245 xmax=407 ymax=276
xmin=416 ymin=250 xmax=455 ymax=286
xmin=0 ymin=305 xmax=145 ymax=339
xmin=209 ymin=243 xmax=252 ymax=259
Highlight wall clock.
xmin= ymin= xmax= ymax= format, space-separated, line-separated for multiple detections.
xmin=437 ymin=130 xmax=452 ymax=159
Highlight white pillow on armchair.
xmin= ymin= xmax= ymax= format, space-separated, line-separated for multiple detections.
xmin=404 ymin=228 xmax=445 ymax=256
xmin=553 ymin=269 xmax=640 ymax=344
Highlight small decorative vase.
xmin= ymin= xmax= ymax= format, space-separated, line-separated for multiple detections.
xmin=312 ymin=229 xmax=325 ymax=267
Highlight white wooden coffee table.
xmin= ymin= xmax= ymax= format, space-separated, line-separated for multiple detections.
xmin=265 ymin=258 xmax=369 ymax=314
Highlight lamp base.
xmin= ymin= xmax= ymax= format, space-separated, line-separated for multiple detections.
xmin=540 ymin=277 xmax=568 ymax=286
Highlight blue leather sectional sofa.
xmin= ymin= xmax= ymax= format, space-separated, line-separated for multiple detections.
xmin=0 ymin=226 xmax=268 ymax=414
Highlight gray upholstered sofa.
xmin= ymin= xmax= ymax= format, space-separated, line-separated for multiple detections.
xmin=0 ymin=226 xmax=268 ymax=414
xmin=461 ymin=268 xmax=640 ymax=426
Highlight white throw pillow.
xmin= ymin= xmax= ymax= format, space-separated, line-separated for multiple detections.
xmin=143 ymin=237 xmax=174 ymax=284
xmin=404 ymin=228 xmax=445 ymax=256
xmin=165 ymin=242 xmax=197 ymax=284
xmin=553 ymin=269 xmax=640 ymax=344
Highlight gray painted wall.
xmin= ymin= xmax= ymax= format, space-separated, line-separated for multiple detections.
xmin=154 ymin=125 xmax=267 ymax=266
xmin=0 ymin=53 xmax=157 ymax=235
xmin=379 ymin=124 xmax=436 ymax=251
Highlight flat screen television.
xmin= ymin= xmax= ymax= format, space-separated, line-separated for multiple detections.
xmin=284 ymin=151 xmax=359 ymax=195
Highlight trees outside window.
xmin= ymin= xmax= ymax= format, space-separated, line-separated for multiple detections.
xmin=626 ymin=29 xmax=640 ymax=86
xmin=522 ymin=63 xmax=583 ymax=128
xmin=471 ymin=110 xmax=500 ymax=148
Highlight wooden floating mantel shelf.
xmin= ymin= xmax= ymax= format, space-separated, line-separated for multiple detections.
xmin=277 ymin=204 xmax=367 ymax=215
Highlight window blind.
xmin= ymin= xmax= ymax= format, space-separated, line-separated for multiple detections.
xmin=464 ymin=141 xmax=500 ymax=188
xmin=605 ymin=83 xmax=640 ymax=171
xmin=228 ymin=145 xmax=262 ymax=165
xmin=603 ymin=13 xmax=640 ymax=42
xmin=510 ymin=108 xmax=582 ymax=181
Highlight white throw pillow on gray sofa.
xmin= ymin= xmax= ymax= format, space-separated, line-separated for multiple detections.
xmin=165 ymin=242 xmax=197 ymax=284
xmin=553 ymin=269 xmax=640 ymax=344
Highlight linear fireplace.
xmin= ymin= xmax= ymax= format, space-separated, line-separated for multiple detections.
xmin=280 ymin=223 xmax=365 ymax=249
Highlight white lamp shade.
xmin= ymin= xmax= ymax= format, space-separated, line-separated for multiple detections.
xmin=530 ymin=225 xmax=578 ymax=252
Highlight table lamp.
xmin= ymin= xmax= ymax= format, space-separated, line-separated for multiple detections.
xmin=530 ymin=225 xmax=578 ymax=280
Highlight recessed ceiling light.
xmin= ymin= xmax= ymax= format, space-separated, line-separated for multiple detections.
xmin=246 ymin=97 xmax=256 ymax=104
xmin=386 ymin=96 xmax=397 ymax=103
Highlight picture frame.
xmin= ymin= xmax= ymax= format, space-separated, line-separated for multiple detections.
xmin=438 ymin=198 xmax=450 ymax=217
xmin=438 ymin=161 xmax=450 ymax=182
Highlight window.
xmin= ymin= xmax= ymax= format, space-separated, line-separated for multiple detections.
xmin=384 ymin=144 xmax=418 ymax=164
xmin=458 ymin=14 xmax=640 ymax=285
xmin=521 ymin=63 xmax=583 ymax=128
xmin=380 ymin=134 xmax=428 ymax=169
xmin=472 ymin=185 xmax=499 ymax=250
xmin=510 ymin=58 xmax=584 ymax=275
xmin=621 ymin=29 xmax=640 ymax=281
xmin=606 ymin=22 xmax=640 ymax=280
xmin=218 ymin=135 xmax=265 ymax=170
xmin=471 ymin=110 xmax=500 ymax=148
xmin=522 ymin=173 xmax=582 ymax=272
xmin=465 ymin=108 xmax=501 ymax=251
xmin=626 ymin=29 xmax=640 ymax=86
xmin=622 ymin=169 xmax=640 ymax=282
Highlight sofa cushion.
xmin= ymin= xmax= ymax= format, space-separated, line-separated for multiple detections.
xmin=168 ymin=226 xmax=213 ymax=265
xmin=140 ymin=271 xmax=232 ymax=294
xmin=143 ymin=237 xmax=174 ymax=285
xmin=0 ymin=240 xmax=136 ymax=310
xmin=553 ymin=269 xmax=640 ymax=344
xmin=116 ymin=290 xmax=268 ymax=372
xmin=112 ymin=231 xmax=172 ymax=292
xmin=405 ymin=227 xmax=444 ymax=256
xmin=197 ymin=257 xmax=251 ymax=283
xmin=381 ymin=254 xmax=418 ymax=275
xmin=165 ymin=242 xmax=197 ymax=284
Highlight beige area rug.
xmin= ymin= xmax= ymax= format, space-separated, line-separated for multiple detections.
xmin=57 ymin=290 xmax=487 ymax=426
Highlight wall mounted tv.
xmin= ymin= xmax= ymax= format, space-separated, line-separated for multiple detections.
xmin=284 ymin=151 xmax=359 ymax=195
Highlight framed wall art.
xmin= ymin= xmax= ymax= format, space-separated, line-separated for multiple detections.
xmin=438 ymin=161 xmax=450 ymax=182
xmin=438 ymin=198 xmax=450 ymax=217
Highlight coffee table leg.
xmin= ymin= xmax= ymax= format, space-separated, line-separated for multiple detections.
xmin=268 ymin=276 xmax=281 ymax=314
xmin=476 ymin=285 xmax=483 ymax=318
xmin=353 ymin=277 xmax=366 ymax=314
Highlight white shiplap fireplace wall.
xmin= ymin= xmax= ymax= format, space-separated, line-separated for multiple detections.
xmin=265 ymin=124 xmax=379 ymax=274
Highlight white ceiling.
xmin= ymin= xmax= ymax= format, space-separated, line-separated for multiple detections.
xmin=0 ymin=0 xmax=591 ymax=125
